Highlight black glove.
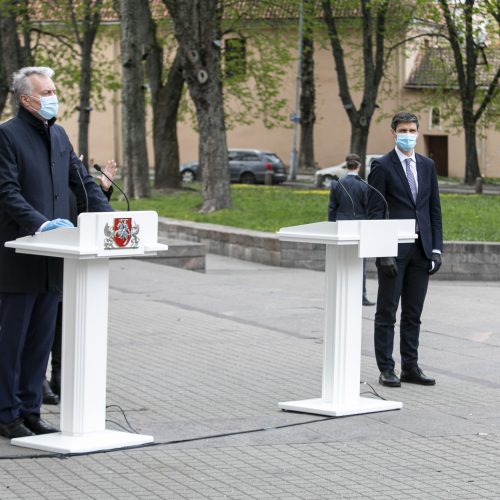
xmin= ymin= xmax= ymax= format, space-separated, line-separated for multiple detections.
xmin=429 ymin=252 xmax=442 ymax=275
xmin=378 ymin=257 xmax=398 ymax=278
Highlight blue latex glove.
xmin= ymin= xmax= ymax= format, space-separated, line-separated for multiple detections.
xmin=41 ymin=219 xmax=74 ymax=232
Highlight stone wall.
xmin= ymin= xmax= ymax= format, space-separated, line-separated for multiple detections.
xmin=158 ymin=217 xmax=500 ymax=281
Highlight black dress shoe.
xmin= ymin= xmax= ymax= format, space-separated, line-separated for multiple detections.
xmin=379 ymin=369 xmax=401 ymax=387
xmin=23 ymin=414 xmax=59 ymax=435
xmin=0 ymin=418 xmax=35 ymax=439
xmin=42 ymin=379 xmax=60 ymax=405
xmin=362 ymin=296 xmax=375 ymax=306
xmin=401 ymin=366 xmax=436 ymax=386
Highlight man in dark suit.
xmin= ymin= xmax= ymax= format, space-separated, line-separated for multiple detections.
xmin=328 ymin=153 xmax=374 ymax=306
xmin=0 ymin=66 xmax=113 ymax=439
xmin=367 ymin=112 xmax=443 ymax=388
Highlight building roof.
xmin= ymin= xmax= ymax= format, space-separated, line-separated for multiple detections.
xmin=405 ymin=46 xmax=500 ymax=89
xmin=29 ymin=0 xmax=360 ymax=23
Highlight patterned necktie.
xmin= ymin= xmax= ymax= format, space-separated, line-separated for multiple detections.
xmin=405 ymin=158 xmax=417 ymax=202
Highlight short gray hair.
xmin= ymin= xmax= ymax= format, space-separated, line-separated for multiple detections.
xmin=12 ymin=67 xmax=55 ymax=104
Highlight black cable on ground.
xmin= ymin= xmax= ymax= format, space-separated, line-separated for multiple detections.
xmin=0 ymin=386 xmax=387 ymax=461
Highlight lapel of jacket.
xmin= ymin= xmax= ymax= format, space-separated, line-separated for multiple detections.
xmin=415 ymin=153 xmax=427 ymax=204
xmin=391 ymin=149 xmax=416 ymax=206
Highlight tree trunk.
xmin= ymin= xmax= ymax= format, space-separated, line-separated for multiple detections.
xmin=0 ymin=1 xmax=28 ymax=116
xmin=71 ymin=1 xmax=102 ymax=170
xmin=463 ymin=116 xmax=481 ymax=184
xmin=298 ymin=0 xmax=315 ymax=171
xmin=78 ymin=37 xmax=93 ymax=169
xmin=195 ymin=79 xmax=231 ymax=212
xmin=350 ymin=122 xmax=370 ymax=175
xmin=437 ymin=0 xmax=497 ymax=184
xmin=164 ymin=0 xmax=231 ymax=212
xmin=138 ymin=0 xmax=184 ymax=189
xmin=322 ymin=0 xmax=389 ymax=179
xmin=152 ymin=53 xmax=184 ymax=189
xmin=120 ymin=0 xmax=150 ymax=198
xmin=0 ymin=35 xmax=8 ymax=118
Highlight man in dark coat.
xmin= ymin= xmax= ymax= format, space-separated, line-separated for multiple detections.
xmin=367 ymin=111 xmax=443 ymax=388
xmin=328 ymin=153 xmax=375 ymax=306
xmin=0 ymin=66 xmax=113 ymax=439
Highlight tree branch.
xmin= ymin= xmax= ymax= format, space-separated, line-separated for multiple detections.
xmin=373 ymin=0 xmax=389 ymax=89
xmin=474 ymin=66 xmax=500 ymax=122
xmin=67 ymin=0 xmax=82 ymax=46
xmin=438 ymin=0 xmax=467 ymax=101
xmin=322 ymin=0 xmax=357 ymax=122
xmin=29 ymin=27 xmax=81 ymax=56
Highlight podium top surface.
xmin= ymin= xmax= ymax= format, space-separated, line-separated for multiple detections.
xmin=278 ymin=220 xmax=417 ymax=257
xmin=5 ymin=211 xmax=167 ymax=260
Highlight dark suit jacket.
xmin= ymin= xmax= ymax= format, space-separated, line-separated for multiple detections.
xmin=0 ymin=106 xmax=113 ymax=293
xmin=367 ymin=149 xmax=443 ymax=259
xmin=328 ymin=174 xmax=368 ymax=221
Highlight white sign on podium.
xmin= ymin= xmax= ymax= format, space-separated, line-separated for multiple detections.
xmin=277 ymin=220 xmax=416 ymax=417
xmin=5 ymin=211 xmax=167 ymax=453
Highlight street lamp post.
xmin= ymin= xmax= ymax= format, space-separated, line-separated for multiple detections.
xmin=288 ymin=0 xmax=303 ymax=182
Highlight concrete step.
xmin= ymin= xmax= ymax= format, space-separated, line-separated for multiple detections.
xmin=137 ymin=237 xmax=207 ymax=272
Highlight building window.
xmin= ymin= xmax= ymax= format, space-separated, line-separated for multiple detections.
xmin=430 ymin=107 xmax=441 ymax=129
xmin=225 ymin=37 xmax=246 ymax=80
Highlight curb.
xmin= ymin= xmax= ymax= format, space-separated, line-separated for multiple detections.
xmin=158 ymin=217 xmax=500 ymax=281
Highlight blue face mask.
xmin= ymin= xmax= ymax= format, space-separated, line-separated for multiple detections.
xmin=396 ymin=133 xmax=417 ymax=152
xmin=35 ymin=95 xmax=59 ymax=120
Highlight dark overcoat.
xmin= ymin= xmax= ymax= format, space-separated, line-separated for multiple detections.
xmin=0 ymin=106 xmax=113 ymax=293
xmin=367 ymin=149 xmax=443 ymax=259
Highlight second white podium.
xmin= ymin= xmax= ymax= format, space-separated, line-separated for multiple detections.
xmin=277 ymin=220 xmax=416 ymax=417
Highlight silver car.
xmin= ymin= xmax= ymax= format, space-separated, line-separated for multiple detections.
xmin=315 ymin=154 xmax=383 ymax=188
xmin=180 ymin=149 xmax=287 ymax=184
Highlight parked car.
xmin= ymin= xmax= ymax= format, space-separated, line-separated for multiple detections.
xmin=180 ymin=149 xmax=287 ymax=184
xmin=315 ymin=154 xmax=383 ymax=188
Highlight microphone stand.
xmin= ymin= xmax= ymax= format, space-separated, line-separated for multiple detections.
xmin=94 ymin=164 xmax=130 ymax=211
xmin=355 ymin=175 xmax=390 ymax=219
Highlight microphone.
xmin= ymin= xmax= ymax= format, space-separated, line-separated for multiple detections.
xmin=72 ymin=163 xmax=89 ymax=213
xmin=94 ymin=164 xmax=130 ymax=211
xmin=335 ymin=178 xmax=356 ymax=218
xmin=355 ymin=175 xmax=390 ymax=219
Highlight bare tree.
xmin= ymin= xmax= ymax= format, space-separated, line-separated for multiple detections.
xmin=137 ymin=0 xmax=184 ymax=189
xmin=35 ymin=1 xmax=107 ymax=168
xmin=322 ymin=0 xmax=390 ymax=177
xmin=70 ymin=0 xmax=103 ymax=170
xmin=299 ymin=0 xmax=316 ymax=171
xmin=0 ymin=26 xmax=11 ymax=118
xmin=163 ymin=0 xmax=231 ymax=212
xmin=0 ymin=0 xmax=33 ymax=117
xmin=437 ymin=0 xmax=500 ymax=184
xmin=119 ymin=0 xmax=150 ymax=198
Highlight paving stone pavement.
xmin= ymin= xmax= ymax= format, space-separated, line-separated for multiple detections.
xmin=0 ymin=254 xmax=499 ymax=499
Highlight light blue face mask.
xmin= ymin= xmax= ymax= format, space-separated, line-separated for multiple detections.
xmin=395 ymin=133 xmax=417 ymax=152
xmin=35 ymin=95 xmax=59 ymax=120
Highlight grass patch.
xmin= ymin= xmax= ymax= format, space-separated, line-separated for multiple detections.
xmin=112 ymin=183 xmax=500 ymax=242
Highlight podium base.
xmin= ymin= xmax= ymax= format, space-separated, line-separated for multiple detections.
xmin=11 ymin=430 xmax=154 ymax=454
xmin=279 ymin=397 xmax=402 ymax=417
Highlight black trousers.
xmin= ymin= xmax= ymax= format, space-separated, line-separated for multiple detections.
xmin=374 ymin=240 xmax=430 ymax=372
xmin=0 ymin=292 xmax=59 ymax=423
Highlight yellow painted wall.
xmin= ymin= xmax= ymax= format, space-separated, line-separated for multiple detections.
xmin=56 ymin=26 xmax=499 ymax=179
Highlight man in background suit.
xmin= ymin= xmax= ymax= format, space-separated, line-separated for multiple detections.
xmin=367 ymin=111 xmax=443 ymax=388
xmin=328 ymin=153 xmax=375 ymax=306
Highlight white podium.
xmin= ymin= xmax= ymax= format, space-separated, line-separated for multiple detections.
xmin=277 ymin=220 xmax=416 ymax=417
xmin=5 ymin=211 xmax=167 ymax=453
